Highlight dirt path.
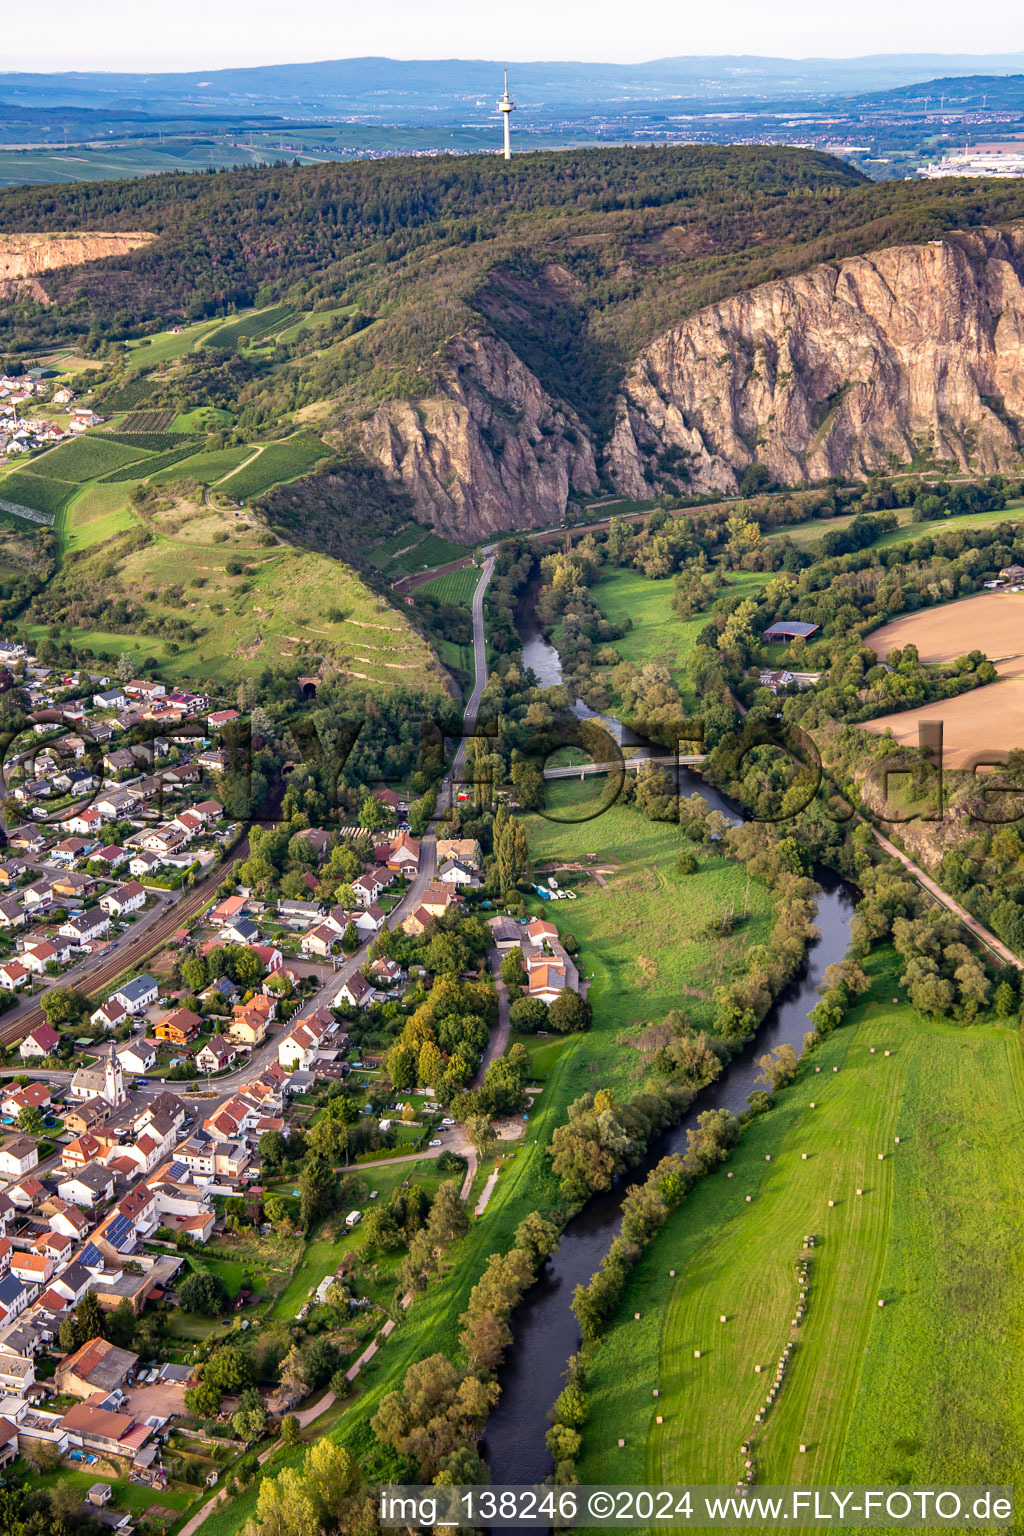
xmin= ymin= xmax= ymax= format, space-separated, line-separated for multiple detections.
xmin=215 ymin=443 xmax=265 ymax=486
xmin=474 ymin=1169 xmax=500 ymax=1218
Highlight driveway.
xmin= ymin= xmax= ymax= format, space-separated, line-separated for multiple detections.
xmin=121 ymin=1380 xmax=188 ymax=1418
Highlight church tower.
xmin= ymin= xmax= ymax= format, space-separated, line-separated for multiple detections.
xmin=103 ymin=1041 xmax=125 ymax=1109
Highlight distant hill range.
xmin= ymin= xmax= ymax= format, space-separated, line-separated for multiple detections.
xmin=857 ymin=74 xmax=1024 ymax=110
xmin=5 ymin=54 xmax=1024 ymax=119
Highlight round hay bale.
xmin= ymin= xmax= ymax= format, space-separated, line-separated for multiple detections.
xmin=802 ymin=1153 xmax=808 ymax=1160
xmin=828 ymin=1199 xmax=835 ymax=1207
xmin=765 ymin=1154 xmax=771 ymax=1161
xmin=755 ymin=1365 xmax=762 ymax=1373
xmin=810 ymin=1102 xmax=816 ymax=1108
xmin=745 ymin=1194 xmax=752 ymax=1202
xmin=878 ymin=1298 xmax=885 ymax=1307
xmin=720 ymin=1314 xmax=727 ymax=1323
xmin=870 ymin=1047 xmax=876 ymax=1054
xmin=877 ymin=1152 xmax=884 ymax=1161
xmin=800 ymin=1444 xmax=807 ymax=1453
xmin=884 ymin=1050 xmax=891 ymax=1057
xmin=618 ymin=1438 xmax=625 ymax=1447
xmin=653 ymin=1388 xmax=659 ymax=1397
xmin=832 ymin=1066 xmax=838 ymax=1072
xmin=656 ymin=1415 xmax=663 ymax=1425
xmin=669 ymin=1269 xmax=676 ymax=1277
xmin=856 ymin=1187 xmax=863 ymax=1196
xmin=815 ymin=1066 xmax=821 ymax=1073
xmin=727 ymin=1171 xmax=734 ymax=1179
xmin=694 ymin=1349 xmax=702 ymax=1358
xmin=895 ymin=1136 xmax=900 ymax=1144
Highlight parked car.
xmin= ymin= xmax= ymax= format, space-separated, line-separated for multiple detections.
xmin=428 ymin=1138 xmax=442 ymax=1147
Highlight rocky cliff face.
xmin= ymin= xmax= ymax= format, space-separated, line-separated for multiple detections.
xmin=360 ymin=333 xmax=598 ymax=542
xmin=0 ymin=232 xmax=155 ymax=301
xmin=608 ymin=226 xmax=1024 ymax=497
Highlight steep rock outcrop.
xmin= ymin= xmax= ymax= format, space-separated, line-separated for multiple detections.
xmin=609 ymin=226 xmax=1024 ymax=496
xmin=0 ymin=232 xmax=155 ymax=302
xmin=361 ymin=334 xmax=598 ymax=541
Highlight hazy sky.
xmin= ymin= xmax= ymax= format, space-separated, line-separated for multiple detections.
xmin=6 ymin=0 xmax=1024 ymax=72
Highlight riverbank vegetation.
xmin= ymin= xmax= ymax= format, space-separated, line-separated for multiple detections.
xmin=569 ymin=947 xmax=1024 ymax=1500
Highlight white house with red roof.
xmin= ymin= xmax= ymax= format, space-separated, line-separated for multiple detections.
xmin=18 ymin=1023 xmax=60 ymax=1060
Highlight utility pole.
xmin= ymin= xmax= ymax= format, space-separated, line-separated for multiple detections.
xmin=498 ymin=70 xmax=516 ymax=160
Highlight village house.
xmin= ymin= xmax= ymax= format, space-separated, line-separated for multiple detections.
xmin=59 ymin=1401 xmax=152 ymax=1460
xmin=154 ymin=1008 xmax=201 ymax=1046
xmin=0 ymin=960 xmax=29 ymax=992
xmin=58 ymin=908 xmax=111 ymax=948
xmin=49 ymin=870 xmax=97 ymax=903
xmin=57 ymin=1163 xmax=116 ymax=1208
xmin=334 ymin=971 xmax=373 ymax=1009
xmin=111 ymin=974 xmax=159 ymax=1015
xmin=129 ymin=850 xmax=162 ymax=879
xmin=56 ymin=1337 xmax=138 ymax=1400
xmin=228 ymin=997 xmax=272 ymax=1046
xmin=0 ymin=1082 xmax=51 ymax=1119
xmin=195 ymin=1037 xmax=237 ymax=1074
xmin=0 ymin=1139 xmax=39 ymax=1180
xmin=116 ymin=1039 xmax=157 ymax=1076
xmin=18 ymin=1024 xmax=60 ymax=1061
xmin=90 ymin=997 xmax=128 ymax=1031
xmin=435 ymin=836 xmax=482 ymax=869
xmin=352 ymin=867 xmax=393 ymax=907
xmin=91 ymin=844 xmax=128 ymax=871
xmin=386 ymin=832 xmax=420 ymax=875
xmin=99 ymin=880 xmax=146 ymax=918
xmin=300 ymin=922 xmax=338 ymax=958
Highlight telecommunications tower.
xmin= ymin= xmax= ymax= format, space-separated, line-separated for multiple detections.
xmin=498 ymin=70 xmax=516 ymax=160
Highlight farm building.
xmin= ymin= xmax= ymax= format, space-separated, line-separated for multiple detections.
xmin=763 ymin=620 xmax=820 ymax=643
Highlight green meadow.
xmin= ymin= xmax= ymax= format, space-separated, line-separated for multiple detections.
xmin=577 ymin=949 xmax=1024 ymax=1512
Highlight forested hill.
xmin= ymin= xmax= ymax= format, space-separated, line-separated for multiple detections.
xmin=9 ymin=146 xmax=1024 ymax=540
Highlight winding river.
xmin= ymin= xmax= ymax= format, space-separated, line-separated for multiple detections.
xmin=481 ymin=591 xmax=858 ymax=1489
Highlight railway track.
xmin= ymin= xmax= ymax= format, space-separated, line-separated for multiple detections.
xmin=0 ymin=835 xmax=250 ymax=1049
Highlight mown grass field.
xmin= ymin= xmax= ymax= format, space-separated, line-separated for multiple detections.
xmin=527 ymin=781 xmax=774 ymax=1071
xmin=203 ymin=303 xmax=296 ymax=351
xmin=578 ymin=949 xmax=1024 ymax=1509
xmin=589 ymin=567 xmax=769 ymax=710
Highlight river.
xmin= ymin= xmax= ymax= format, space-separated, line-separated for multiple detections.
xmin=481 ymin=585 xmax=858 ymax=1491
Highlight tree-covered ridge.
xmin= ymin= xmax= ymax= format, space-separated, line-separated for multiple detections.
xmin=9 ymin=146 xmax=1024 ymax=439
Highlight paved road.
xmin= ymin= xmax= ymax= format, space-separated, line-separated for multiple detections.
xmin=873 ymin=829 xmax=1024 ymax=971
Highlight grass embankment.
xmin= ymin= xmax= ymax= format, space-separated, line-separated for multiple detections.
xmin=578 ymin=949 xmax=1024 ymax=1506
xmin=199 ymin=789 xmax=773 ymax=1536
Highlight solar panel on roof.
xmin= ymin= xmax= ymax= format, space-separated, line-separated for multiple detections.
xmin=78 ymin=1243 xmax=102 ymax=1267
xmin=168 ymin=1162 xmax=188 ymax=1180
